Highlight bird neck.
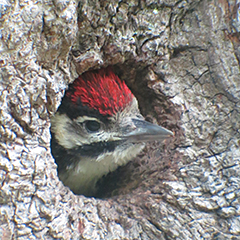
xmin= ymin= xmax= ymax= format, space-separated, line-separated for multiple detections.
xmin=51 ymin=133 xmax=145 ymax=196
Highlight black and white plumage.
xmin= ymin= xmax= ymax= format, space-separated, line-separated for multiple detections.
xmin=51 ymin=67 xmax=173 ymax=196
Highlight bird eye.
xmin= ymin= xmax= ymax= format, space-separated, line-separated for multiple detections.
xmin=85 ymin=120 xmax=101 ymax=132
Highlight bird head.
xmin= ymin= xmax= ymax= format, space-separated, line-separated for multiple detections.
xmin=50 ymin=67 xmax=173 ymax=196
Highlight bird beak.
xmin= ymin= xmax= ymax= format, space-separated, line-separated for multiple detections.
xmin=122 ymin=118 xmax=174 ymax=143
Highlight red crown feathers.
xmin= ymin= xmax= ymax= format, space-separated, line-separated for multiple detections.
xmin=67 ymin=68 xmax=134 ymax=116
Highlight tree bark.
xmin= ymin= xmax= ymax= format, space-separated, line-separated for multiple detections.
xmin=0 ymin=0 xmax=239 ymax=239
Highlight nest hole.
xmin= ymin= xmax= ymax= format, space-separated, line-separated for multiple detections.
xmin=50 ymin=64 xmax=179 ymax=199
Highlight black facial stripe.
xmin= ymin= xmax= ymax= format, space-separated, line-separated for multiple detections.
xmin=50 ymin=131 xmax=123 ymax=172
xmin=77 ymin=140 xmax=123 ymax=157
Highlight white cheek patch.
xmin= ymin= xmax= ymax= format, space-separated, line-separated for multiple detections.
xmin=89 ymin=131 xmax=107 ymax=142
xmin=51 ymin=113 xmax=89 ymax=149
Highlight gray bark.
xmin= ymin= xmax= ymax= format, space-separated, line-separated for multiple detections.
xmin=0 ymin=0 xmax=239 ymax=239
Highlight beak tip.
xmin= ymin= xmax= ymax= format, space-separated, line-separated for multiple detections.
xmin=170 ymin=130 xmax=174 ymax=137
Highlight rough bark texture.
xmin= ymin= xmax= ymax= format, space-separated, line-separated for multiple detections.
xmin=0 ymin=0 xmax=239 ymax=239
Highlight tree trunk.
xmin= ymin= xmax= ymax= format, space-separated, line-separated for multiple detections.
xmin=0 ymin=0 xmax=239 ymax=239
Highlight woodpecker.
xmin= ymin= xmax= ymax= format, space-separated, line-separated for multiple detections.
xmin=50 ymin=67 xmax=173 ymax=196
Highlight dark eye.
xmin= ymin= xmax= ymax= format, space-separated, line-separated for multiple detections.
xmin=85 ymin=120 xmax=101 ymax=132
